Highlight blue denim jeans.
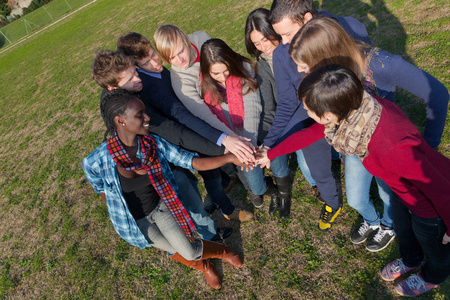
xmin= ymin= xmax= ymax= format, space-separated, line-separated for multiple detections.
xmin=199 ymin=168 xmax=235 ymax=215
xmin=344 ymin=155 xmax=393 ymax=227
xmin=172 ymin=167 xmax=217 ymax=240
xmin=136 ymin=200 xmax=203 ymax=260
xmin=392 ymin=195 xmax=450 ymax=284
xmin=243 ymin=155 xmax=290 ymax=195
xmin=295 ymin=150 xmax=316 ymax=186
xmin=331 ymin=147 xmax=341 ymax=161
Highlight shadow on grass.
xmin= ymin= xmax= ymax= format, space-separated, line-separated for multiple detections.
xmin=318 ymin=0 xmax=412 ymax=61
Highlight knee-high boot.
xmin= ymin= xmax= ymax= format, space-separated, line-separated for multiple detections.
xmin=275 ymin=175 xmax=292 ymax=219
xmin=201 ymin=240 xmax=243 ymax=268
xmin=170 ymin=252 xmax=222 ymax=289
xmin=264 ymin=177 xmax=280 ymax=216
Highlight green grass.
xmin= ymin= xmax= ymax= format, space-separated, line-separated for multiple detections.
xmin=0 ymin=0 xmax=92 ymax=47
xmin=0 ymin=0 xmax=449 ymax=298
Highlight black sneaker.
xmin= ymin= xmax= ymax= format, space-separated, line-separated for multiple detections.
xmin=211 ymin=227 xmax=233 ymax=241
xmin=204 ymin=203 xmax=218 ymax=215
xmin=350 ymin=221 xmax=380 ymax=244
xmin=249 ymin=191 xmax=264 ymax=208
xmin=366 ymin=224 xmax=396 ymax=252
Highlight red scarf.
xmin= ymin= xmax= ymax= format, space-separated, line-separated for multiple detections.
xmin=107 ymin=132 xmax=199 ymax=242
xmin=191 ymin=43 xmax=200 ymax=63
xmin=202 ymin=74 xmax=245 ymax=131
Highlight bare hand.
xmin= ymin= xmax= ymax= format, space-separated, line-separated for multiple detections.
xmin=227 ymin=153 xmax=254 ymax=170
xmin=222 ymin=134 xmax=256 ymax=164
xmin=240 ymin=165 xmax=254 ymax=172
xmin=255 ymin=146 xmax=271 ymax=169
xmin=443 ymin=233 xmax=450 ymax=245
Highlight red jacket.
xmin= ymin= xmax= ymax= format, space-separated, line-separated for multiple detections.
xmin=268 ymin=96 xmax=450 ymax=234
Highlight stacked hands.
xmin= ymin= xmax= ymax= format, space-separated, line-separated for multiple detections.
xmin=222 ymin=133 xmax=271 ymax=170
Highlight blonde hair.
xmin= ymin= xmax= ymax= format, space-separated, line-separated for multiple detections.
xmin=289 ymin=17 xmax=367 ymax=79
xmin=153 ymin=25 xmax=191 ymax=64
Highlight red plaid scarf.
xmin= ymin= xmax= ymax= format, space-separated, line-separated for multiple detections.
xmin=107 ymin=132 xmax=199 ymax=242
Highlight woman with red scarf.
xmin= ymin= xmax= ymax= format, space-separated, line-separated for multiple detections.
xmin=82 ymin=89 xmax=246 ymax=290
xmin=199 ymin=39 xmax=291 ymax=217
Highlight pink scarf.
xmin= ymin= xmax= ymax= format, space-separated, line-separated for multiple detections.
xmin=202 ymin=75 xmax=245 ymax=131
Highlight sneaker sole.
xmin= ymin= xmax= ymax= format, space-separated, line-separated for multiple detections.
xmin=318 ymin=223 xmax=331 ymax=232
xmin=381 ymin=263 xmax=422 ymax=282
xmin=350 ymin=237 xmax=368 ymax=245
xmin=366 ymin=235 xmax=395 ymax=253
xmin=394 ymin=283 xmax=438 ymax=297
xmin=350 ymin=228 xmax=378 ymax=245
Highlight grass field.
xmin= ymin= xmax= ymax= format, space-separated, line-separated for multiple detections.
xmin=0 ymin=0 xmax=449 ymax=299
xmin=0 ymin=0 xmax=93 ymax=48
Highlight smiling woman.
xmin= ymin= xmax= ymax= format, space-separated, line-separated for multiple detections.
xmin=198 ymin=38 xmax=295 ymax=218
xmin=244 ymin=8 xmax=282 ymax=139
xmin=82 ymin=89 xmax=249 ymax=290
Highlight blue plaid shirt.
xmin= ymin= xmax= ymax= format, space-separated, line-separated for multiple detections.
xmin=82 ymin=135 xmax=197 ymax=249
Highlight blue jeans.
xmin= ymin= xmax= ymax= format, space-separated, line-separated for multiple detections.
xmin=172 ymin=167 xmax=217 ymax=240
xmin=331 ymin=147 xmax=341 ymax=160
xmin=244 ymin=155 xmax=290 ymax=195
xmin=136 ymin=200 xmax=203 ymax=260
xmin=199 ymin=169 xmax=235 ymax=215
xmin=392 ymin=195 xmax=450 ymax=284
xmin=295 ymin=150 xmax=316 ymax=186
xmin=344 ymin=155 xmax=393 ymax=227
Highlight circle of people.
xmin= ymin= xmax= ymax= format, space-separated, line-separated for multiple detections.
xmin=82 ymin=0 xmax=450 ymax=296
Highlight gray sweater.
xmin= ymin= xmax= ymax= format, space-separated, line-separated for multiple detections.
xmin=171 ymin=31 xmax=235 ymax=136
xmin=256 ymin=55 xmax=278 ymax=141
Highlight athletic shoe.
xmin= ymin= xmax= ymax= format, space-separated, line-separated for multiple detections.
xmin=381 ymin=258 xmax=422 ymax=281
xmin=211 ymin=227 xmax=233 ymax=242
xmin=350 ymin=221 xmax=380 ymax=244
xmin=204 ymin=203 xmax=217 ymax=215
xmin=249 ymin=191 xmax=264 ymax=208
xmin=318 ymin=204 xmax=342 ymax=232
xmin=395 ymin=273 xmax=439 ymax=297
xmin=366 ymin=224 xmax=396 ymax=252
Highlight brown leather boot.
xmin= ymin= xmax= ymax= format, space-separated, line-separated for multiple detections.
xmin=223 ymin=208 xmax=254 ymax=222
xmin=201 ymin=240 xmax=243 ymax=268
xmin=170 ymin=252 xmax=222 ymax=289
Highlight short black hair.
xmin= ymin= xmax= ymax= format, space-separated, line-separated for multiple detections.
xmin=269 ymin=0 xmax=317 ymax=25
xmin=299 ymin=65 xmax=364 ymax=122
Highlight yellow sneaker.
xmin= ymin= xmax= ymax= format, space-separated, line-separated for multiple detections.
xmin=318 ymin=204 xmax=342 ymax=232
